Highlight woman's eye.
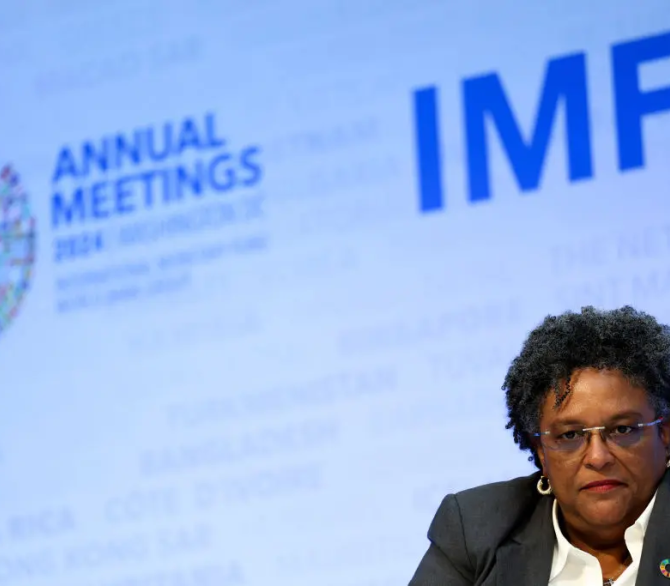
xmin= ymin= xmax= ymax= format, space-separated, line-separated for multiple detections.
xmin=612 ymin=425 xmax=634 ymax=435
xmin=560 ymin=431 xmax=579 ymax=440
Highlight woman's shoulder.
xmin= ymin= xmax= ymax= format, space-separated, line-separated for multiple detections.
xmin=452 ymin=471 xmax=541 ymax=514
xmin=411 ymin=473 xmax=545 ymax=585
xmin=427 ymin=472 xmax=542 ymax=560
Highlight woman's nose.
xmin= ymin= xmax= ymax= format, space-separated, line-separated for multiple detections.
xmin=583 ymin=431 xmax=616 ymax=468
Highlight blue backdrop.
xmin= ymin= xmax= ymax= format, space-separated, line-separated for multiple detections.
xmin=1 ymin=1 xmax=670 ymax=585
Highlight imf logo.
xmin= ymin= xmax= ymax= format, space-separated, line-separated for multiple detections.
xmin=413 ymin=29 xmax=670 ymax=212
xmin=0 ymin=164 xmax=36 ymax=337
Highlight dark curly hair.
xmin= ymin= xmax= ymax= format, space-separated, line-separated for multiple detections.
xmin=503 ymin=306 xmax=670 ymax=469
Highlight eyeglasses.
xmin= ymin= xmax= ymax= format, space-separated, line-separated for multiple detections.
xmin=533 ymin=417 xmax=665 ymax=453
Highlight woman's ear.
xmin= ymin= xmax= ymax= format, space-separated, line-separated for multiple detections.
xmin=660 ymin=418 xmax=670 ymax=449
xmin=533 ymin=440 xmax=547 ymax=474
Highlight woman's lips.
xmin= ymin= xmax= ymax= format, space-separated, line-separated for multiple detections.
xmin=581 ymin=480 xmax=625 ymax=492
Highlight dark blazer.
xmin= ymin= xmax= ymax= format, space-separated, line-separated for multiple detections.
xmin=409 ymin=470 xmax=670 ymax=586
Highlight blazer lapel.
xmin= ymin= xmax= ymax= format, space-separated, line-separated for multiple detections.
xmin=495 ymin=495 xmax=555 ymax=586
xmin=636 ymin=471 xmax=670 ymax=586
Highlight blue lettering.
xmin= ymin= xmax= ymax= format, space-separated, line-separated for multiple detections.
xmin=50 ymin=133 xmax=264 ymax=229
xmin=463 ymin=52 xmax=593 ymax=202
xmin=54 ymin=231 xmax=104 ymax=263
xmin=82 ymin=141 xmax=110 ymax=177
xmin=612 ymin=30 xmax=670 ymax=171
xmin=52 ymin=188 xmax=86 ymax=227
xmin=413 ymin=87 xmax=444 ymax=212
xmin=91 ymin=181 xmax=110 ymax=219
xmin=115 ymin=176 xmax=136 ymax=215
xmin=113 ymin=131 xmax=143 ymax=169
xmin=239 ymin=146 xmax=262 ymax=186
xmin=52 ymin=147 xmax=79 ymax=183
xmin=146 ymin=124 xmax=172 ymax=162
xmin=140 ymin=170 xmax=159 ymax=207
xmin=205 ymin=113 xmax=225 ymax=148
xmin=176 ymin=118 xmax=203 ymax=153
xmin=176 ymin=163 xmax=205 ymax=198
xmin=209 ymin=153 xmax=235 ymax=191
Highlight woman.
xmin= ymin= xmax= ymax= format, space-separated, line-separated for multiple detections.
xmin=409 ymin=306 xmax=670 ymax=586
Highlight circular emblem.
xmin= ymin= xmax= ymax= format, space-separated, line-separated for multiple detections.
xmin=0 ymin=164 xmax=36 ymax=336
xmin=660 ymin=559 xmax=670 ymax=578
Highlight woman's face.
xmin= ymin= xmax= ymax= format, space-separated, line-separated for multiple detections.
xmin=537 ymin=368 xmax=670 ymax=536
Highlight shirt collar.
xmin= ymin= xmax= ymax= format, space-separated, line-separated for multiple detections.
xmin=549 ymin=490 xmax=658 ymax=581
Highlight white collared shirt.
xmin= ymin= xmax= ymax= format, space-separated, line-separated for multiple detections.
xmin=548 ymin=492 xmax=657 ymax=585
